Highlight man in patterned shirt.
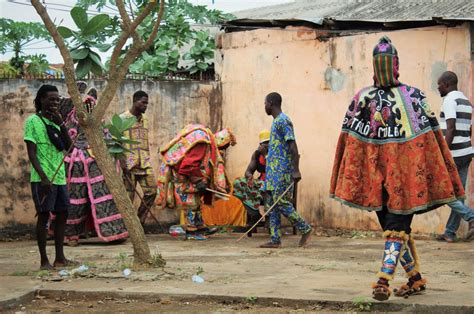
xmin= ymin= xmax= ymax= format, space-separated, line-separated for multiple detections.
xmin=120 ymin=90 xmax=156 ymax=224
xmin=259 ymin=92 xmax=312 ymax=248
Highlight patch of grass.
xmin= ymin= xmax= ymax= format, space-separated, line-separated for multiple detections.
xmin=116 ymin=252 xmax=132 ymax=271
xmin=82 ymin=261 xmax=97 ymax=269
xmin=245 ymin=296 xmax=257 ymax=304
xmin=352 ymin=296 xmax=372 ymax=312
xmin=196 ymin=266 xmax=204 ymax=275
xmin=150 ymin=253 xmax=166 ymax=268
xmin=32 ymin=270 xmax=51 ymax=277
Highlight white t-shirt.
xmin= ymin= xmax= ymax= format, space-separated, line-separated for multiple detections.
xmin=439 ymin=90 xmax=474 ymax=158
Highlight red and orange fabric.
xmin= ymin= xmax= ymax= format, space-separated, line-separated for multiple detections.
xmin=330 ymin=72 xmax=464 ymax=214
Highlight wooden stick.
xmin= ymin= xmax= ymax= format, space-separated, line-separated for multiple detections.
xmin=206 ymin=188 xmax=231 ymax=198
xmin=124 ymin=173 xmax=164 ymax=232
xmin=236 ymin=182 xmax=295 ymax=242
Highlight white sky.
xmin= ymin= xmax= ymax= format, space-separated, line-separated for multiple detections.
xmin=0 ymin=0 xmax=293 ymax=63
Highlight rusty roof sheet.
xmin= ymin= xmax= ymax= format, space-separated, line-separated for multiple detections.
xmin=231 ymin=0 xmax=474 ymax=25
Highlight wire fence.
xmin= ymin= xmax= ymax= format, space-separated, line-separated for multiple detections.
xmin=0 ymin=69 xmax=216 ymax=81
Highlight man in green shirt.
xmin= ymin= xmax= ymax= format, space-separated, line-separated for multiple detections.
xmin=24 ymin=84 xmax=73 ymax=270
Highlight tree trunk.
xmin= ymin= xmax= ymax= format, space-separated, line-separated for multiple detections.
xmin=83 ymin=118 xmax=152 ymax=266
xmin=30 ymin=0 xmax=166 ymax=268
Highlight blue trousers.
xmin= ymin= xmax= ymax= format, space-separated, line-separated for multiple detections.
xmin=267 ymin=189 xmax=311 ymax=244
xmin=445 ymin=156 xmax=474 ymax=237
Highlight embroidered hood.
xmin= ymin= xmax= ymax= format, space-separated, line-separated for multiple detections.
xmin=214 ymin=128 xmax=237 ymax=149
xmin=373 ymin=36 xmax=400 ymax=88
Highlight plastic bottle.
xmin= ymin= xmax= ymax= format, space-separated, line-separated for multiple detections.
xmin=169 ymin=225 xmax=186 ymax=240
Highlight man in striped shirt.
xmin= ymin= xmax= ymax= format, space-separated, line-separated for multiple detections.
xmin=437 ymin=71 xmax=474 ymax=242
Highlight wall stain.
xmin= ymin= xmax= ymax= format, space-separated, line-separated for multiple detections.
xmin=209 ymin=83 xmax=223 ymax=132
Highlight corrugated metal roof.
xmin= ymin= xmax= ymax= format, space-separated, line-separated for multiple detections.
xmin=231 ymin=0 xmax=474 ymax=26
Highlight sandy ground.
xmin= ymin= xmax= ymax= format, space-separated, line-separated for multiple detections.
xmin=0 ymin=231 xmax=473 ymax=312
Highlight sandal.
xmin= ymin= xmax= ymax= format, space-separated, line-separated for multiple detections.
xmin=372 ymin=283 xmax=391 ymax=301
xmin=394 ymin=278 xmax=427 ymax=298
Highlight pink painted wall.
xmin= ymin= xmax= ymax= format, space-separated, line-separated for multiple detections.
xmin=217 ymin=23 xmax=473 ymax=234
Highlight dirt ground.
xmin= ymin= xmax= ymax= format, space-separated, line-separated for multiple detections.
xmin=0 ymin=230 xmax=473 ymax=313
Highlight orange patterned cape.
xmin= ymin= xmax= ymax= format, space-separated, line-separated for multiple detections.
xmin=330 ymin=84 xmax=464 ymax=214
xmin=156 ymin=124 xmax=229 ymax=210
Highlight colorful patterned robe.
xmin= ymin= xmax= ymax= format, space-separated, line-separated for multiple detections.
xmin=330 ymin=84 xmax=464 ymax=214
xmin=53 ymin=97 xmax=128 ymax=242
xmin=157 ymin=124 xmax=229 ymax=210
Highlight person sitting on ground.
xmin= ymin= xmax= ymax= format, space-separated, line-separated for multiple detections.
xmin=157 ymin=124 xmax=236 ymax=240
xmin=24 ymin=84 xmax=74 ymax=269
xmin=233 ymin=130 xmax=270 ymax=235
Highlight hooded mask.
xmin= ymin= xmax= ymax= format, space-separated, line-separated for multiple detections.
xmin=214 ymin=128 xmax=237 ymax=149
xmin=373 ymin=36 xmax=400 ymax=88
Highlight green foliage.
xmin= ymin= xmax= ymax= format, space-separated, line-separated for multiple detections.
xmin=57 ymin=6 xmax=118 ymax=79
xmin=25 ymin=54 xmax=50 ymax=75
xmin=352 ymin=296 xmax=373 ymax=312
xmin=0 ymin=63 xmax=20 ymax=77
xmin=10 ymin=270 xmax=30 ymax=276
xmin=116 ymin=252 xmax=133 ymax=270
xmin=104 ymin=114 xmax=140 ymax=160
xmin=245 ymin=296 xmax=258 ymax=304
xmin=150 ymin=253 xmax=167 ymax=268
xmin=77 ymin=0 xmax=235 ymax=77
xmin=196 ymin=266 xmax=204 ymax=275
xmin=0 ymin=18 xmax=52 ymax=73
xmin=183 ymin=30 xmax=215 ymax=74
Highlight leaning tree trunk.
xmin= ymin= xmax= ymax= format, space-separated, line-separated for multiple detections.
xmin=31 ymin=0 xmax=166 ymax=267
xmin=83 ymin=118 xmax=151 ymax=266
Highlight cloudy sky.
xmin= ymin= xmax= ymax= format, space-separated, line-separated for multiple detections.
xmin=0 ymin=0 xmax=293 ymax=63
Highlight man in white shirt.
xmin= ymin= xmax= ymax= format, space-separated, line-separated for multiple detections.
xmin=437 ymin=71 xmax=474 ymax=242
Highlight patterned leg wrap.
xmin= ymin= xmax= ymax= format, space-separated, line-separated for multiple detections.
xmin=372 ymin=231 xmax=407 ymax=301
xmin=394 ymin=235 xmax=427 ymax=297
xmin=399 ymin=234 xmax=420 ymax=278
xmin=185 ymin=208 xmax=199 ymax=232
xmin=376 ymin=230 xmax=407 ymax=282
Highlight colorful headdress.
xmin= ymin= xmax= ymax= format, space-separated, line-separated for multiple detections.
xmin=77 ymin=81 xmax=88 ymax=94
xmin=373 ymin=36 xmax=400 ymax=88
xmin=214 ymin=128 xmax=237 ymax=148
xmin=259 ymin=130 xmax=270 ymax=143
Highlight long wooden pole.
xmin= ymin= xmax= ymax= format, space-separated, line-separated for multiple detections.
xmin=236 ymin=182 xmax=294 ymax=242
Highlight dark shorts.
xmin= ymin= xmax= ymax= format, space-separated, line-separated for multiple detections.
xmin=376 ymin=206 xmax=413 ymax=234
xmin=31 ymin=183 xmax=70 ymax=214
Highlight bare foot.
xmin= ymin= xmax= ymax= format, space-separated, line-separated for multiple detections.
xmin=53 ymin=259 xmax=79 ymax=268
xmin=40 ymin=262 xmax=54 ymax=270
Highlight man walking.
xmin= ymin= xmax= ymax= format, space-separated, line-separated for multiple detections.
xmin=24 ymin=84 xmax=74 ymax=269
xmin=259 ymin=92 xmax=312 ymax=248
xmin=330 ymin=37 xmax=468 ymax=301
xmin=437 ymin=71 xmax=474 ymax=242
xmin=121 ymin=91 xmax=157 ymax=224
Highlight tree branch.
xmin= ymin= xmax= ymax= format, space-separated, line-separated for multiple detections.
xmin=93 ymin=0 xmax=165 ymax=121
xmin=30 ymin=0 xmax=85 ymax=123
xmin=116 ymin=0 xmax=143 ymax=47
xmin=108 ymin=0 xmax=157 ymax=76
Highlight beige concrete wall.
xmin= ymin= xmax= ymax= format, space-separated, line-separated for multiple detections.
xmin=0 ymin=80 xmax=221 ymax=228
xmin=217 ymin=23 xmax=473 ymax=234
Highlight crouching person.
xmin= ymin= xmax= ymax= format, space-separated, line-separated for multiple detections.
xmin=157 ymin=124 xmax=235 ymax=240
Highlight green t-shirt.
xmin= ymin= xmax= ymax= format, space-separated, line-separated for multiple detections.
xmin=23 ymin=114 xmax=66 ymax=185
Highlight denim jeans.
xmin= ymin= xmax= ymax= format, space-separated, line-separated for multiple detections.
xmin=445 ymin=156 xmax=474 ymax=237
